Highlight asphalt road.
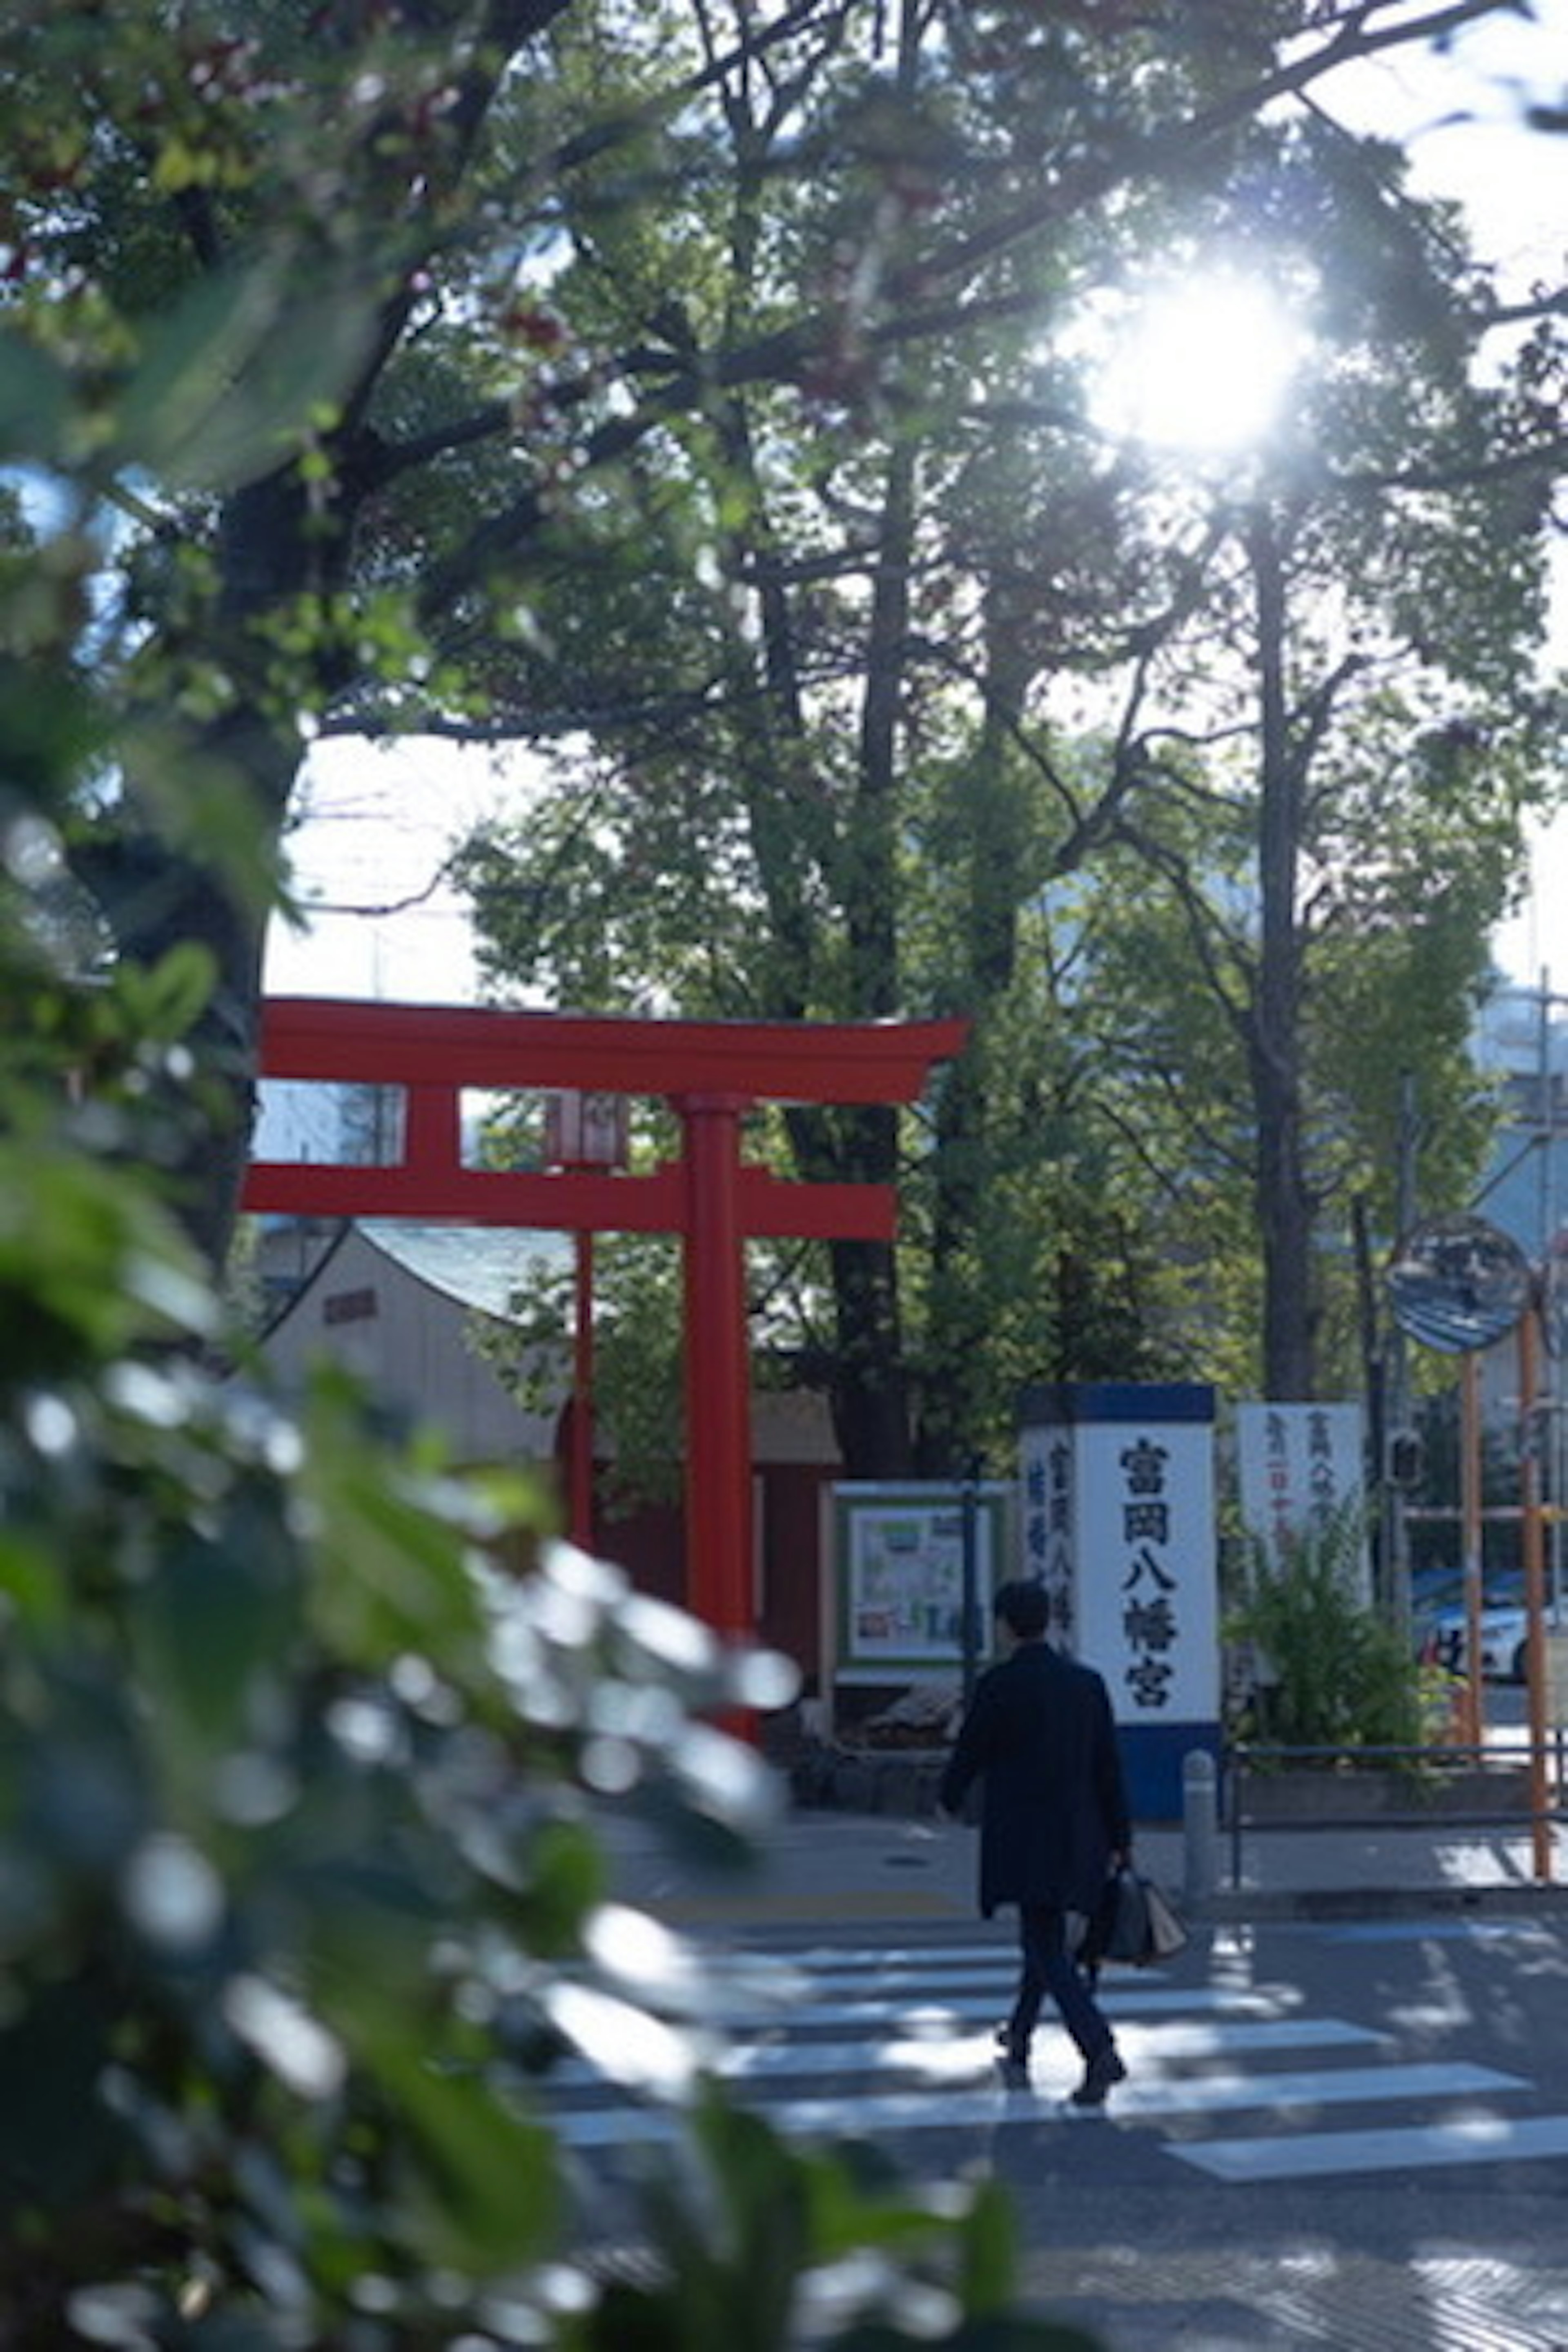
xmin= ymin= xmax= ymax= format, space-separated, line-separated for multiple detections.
xmin=988 ymin=1909 xmax=1568 ymax=2349
xmin=546 ymin=1904 xmax=1568 ymax=2350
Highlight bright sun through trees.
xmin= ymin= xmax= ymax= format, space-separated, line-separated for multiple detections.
xmin=1088 ymin=272 xmax=1312 ymax=456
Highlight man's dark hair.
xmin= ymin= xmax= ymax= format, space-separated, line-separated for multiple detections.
xmin=993 ymin=1579 xmax=1050 ymax=1640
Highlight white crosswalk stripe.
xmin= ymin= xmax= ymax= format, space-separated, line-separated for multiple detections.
xmin=724 ymin=2012 xmax=1383 ymax=2083
xmin=1177 ymin=2114 xmax=1568 ymax=2183
xmin=690 ymin=1982 xmax=1305 ymax=2031
xmin=548 ymin=2010 xmax=1383 ymax=2094
xmin=548 ymin=2060 xmax=1524 ymax=2152
xmin=537 ymin=1931 xmax=1559 ymax=2185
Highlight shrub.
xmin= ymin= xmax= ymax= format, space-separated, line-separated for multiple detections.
xmin=1226 ymin=1502 xmax=1426 ymax=1755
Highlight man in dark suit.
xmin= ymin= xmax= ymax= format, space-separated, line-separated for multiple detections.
xmin=940 ymin=1577 xmax=1131 ymax=2105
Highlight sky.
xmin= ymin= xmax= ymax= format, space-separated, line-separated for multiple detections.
xmin=263 ymin=733 xmax=507 ymax=1004
xmin=262 ymin=4 xmax=1568 ymax=1011
xmin=1325 ymin=5 xmax=1568 ymax=1002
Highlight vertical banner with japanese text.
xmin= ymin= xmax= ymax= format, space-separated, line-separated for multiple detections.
xmin=1019 ymin=1383 xmax=1219 ymax=1821
xmin=1020 ymin=1417 xmax=1077 ymax=1645
xmin=1235 ymin=1401 xmax=1368 ymax=1596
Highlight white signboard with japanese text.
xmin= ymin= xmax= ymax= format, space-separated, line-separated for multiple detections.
xmin=1072 ymin=1416 xmax=1218 ymax=1723
xmin=1235 ymin=1401 xmax=1368 ymax=1596
xmin=1018 ymin=1383 xmax=1219 ymax=1821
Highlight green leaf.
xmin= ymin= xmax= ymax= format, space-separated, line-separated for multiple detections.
xmin=369 ymin=2042 xmax=561 ymax=2275
xmin=953 ymin=2181 xmax=1021 ymax=2322
xmin=0 ymin=1982 xmax=125 ymax=2213
xmin=0 ymin=334 xmax=74 ymax=465
xmin=114 ymin=257 xmax=378 ymax=491
xmin=0 ymin=1528 xmax=72 ymax=1639
xmin=111 ymin=943 xmax=216 ymax=1043
xmin=127 ymin=1499 xmax=301 ymax=1786
xmin=517 ymin=1817 xmax=607 ymax=1950
xmin=0 ymin=1144 xmax=215 ymax=1371
xmin=297 ymin=1368 xmax=493 ymax=1675
xmin=0 ymin=656 xmax=104 ymax=816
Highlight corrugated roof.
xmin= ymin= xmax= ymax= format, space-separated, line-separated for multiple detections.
xmin=359 ymin=1220 xmax=575 ymax=1321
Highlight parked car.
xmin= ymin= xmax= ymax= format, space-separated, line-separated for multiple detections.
xmin=1420 ymin=1601 xmax=1564 ymax=1683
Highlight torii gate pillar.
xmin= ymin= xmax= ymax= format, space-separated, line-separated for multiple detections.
xmin=246 ymin=1000 xmax=967 ymax=1649
xmin=680 ymin=1094 xmax=753 ymax=1641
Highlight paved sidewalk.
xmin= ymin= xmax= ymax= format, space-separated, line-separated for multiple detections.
xmin=601 ymin=1788 xmax=1568 ymax=1933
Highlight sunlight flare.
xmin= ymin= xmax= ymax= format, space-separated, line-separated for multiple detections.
xmin=1089 ymin=271 xmax=1310 ymax=456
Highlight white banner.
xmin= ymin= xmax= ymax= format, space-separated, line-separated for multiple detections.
xmin=1235 ymin=1401 xmax=1367 ymax=1595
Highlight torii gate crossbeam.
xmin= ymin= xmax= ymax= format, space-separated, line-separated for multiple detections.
xmin=245 ymin=999 xmax=967 ymax=1649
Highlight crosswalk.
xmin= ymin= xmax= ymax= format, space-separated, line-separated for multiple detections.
xmin=536 ymin=1929 xmax=1568 ymax=2187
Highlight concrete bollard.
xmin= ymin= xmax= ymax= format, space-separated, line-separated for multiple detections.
xmin=1183 ymin=1748 xmax=1218 ymax=1909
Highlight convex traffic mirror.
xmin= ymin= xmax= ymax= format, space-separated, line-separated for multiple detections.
xmin=1386 ymin=1213 xmax=1533 ymax=1354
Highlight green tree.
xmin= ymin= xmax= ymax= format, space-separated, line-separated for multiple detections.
xmin=452 ymin=9 xmax=1564 ymax=1462
xmin=5 ymin=0 xmax=1543 ymax=1324
xmin=1063 ymin=281 xmax=1560 ymax=1399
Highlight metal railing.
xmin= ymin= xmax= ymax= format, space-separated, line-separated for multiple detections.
xmin=1223 ymin=1740 xmax=1566 ymax=1891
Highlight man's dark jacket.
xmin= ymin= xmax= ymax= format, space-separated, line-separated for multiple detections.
xmin=939 ymin=1639 xmax=1131 ymax=1917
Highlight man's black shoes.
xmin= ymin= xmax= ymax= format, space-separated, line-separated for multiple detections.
xmin=993 ymin=2024 xmax=1031 ymax=2085
xmin=991 ymin=2026 xmax=1126 ymax=2102
xmin=1068 ymin=2042 xmax=1126 ymax=2108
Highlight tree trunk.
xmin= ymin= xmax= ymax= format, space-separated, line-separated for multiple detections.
xmin=1247 ymin=508 xmax=1316 ymax=1400
xmin=80 ymin=711 xmax=303 ymax=1275
xmin=830 ymin=1222 xmax=915 ymax=1479
xmin=72 ymin=468 xmax=326 ymax=1274
xmin=919 ymin=568 xmax=1031 ymax=1473
xmin=821 ymin=435 xmax=919 ymax=1475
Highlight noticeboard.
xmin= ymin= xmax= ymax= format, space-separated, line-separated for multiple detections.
xmin=832 ymin=1481 xmax=1009 ymax=1685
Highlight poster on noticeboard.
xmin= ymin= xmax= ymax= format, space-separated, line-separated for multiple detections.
xmin=832 ymin=1481 xmax=1010 ymax=1685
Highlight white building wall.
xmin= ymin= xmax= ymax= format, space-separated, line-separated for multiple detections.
xmin=261 ymin=1224 xmax=555 ymax=1464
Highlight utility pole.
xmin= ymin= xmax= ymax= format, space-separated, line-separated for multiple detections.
xmin=1533 ymin=972 xmax=1564 ymax=1613
xmin=1383 ymin=1071 xmax=1419 ymax=1639
xmin=1481 ymin=974 xmax=1568 ymax=1610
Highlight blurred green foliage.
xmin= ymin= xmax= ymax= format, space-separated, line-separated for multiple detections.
xmin=0 ymin=96 xmax=1098 ymax=2352
xmin=0 ymin=768 xmax=1096 ymax=2352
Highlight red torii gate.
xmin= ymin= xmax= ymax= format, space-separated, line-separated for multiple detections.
xmin=244 ymin=998 xmax=967 ymax=1646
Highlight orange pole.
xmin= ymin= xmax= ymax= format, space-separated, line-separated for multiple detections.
xmin=679 ymin=1095 xmax=754 ymax=1648
xmin=1459 ymin=1352 xmax=1484 ymax=1751
xmin=1517 ymin=1309 xmax=1554 ymax=1883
